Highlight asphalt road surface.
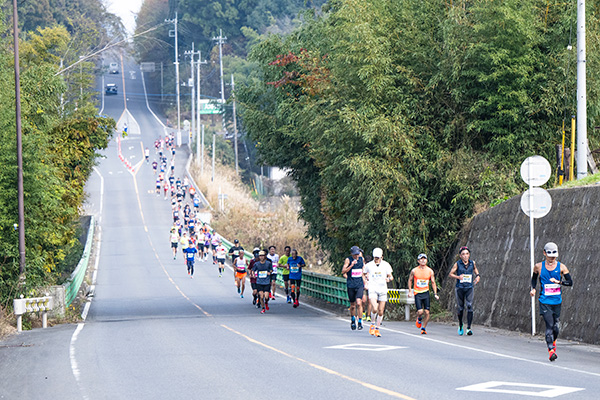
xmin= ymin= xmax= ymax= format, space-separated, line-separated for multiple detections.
xmin=1 ymin=58 xmax=600 ymax=400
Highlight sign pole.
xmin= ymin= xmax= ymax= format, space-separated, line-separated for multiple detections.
xmin=528 ymin=162 xmax=536 ymax=336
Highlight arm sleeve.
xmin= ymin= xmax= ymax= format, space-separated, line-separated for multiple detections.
xmin=561 ymin=273 xmax=573 ymax=286
xmin=531 ymin=272 xmax=539 ymax=290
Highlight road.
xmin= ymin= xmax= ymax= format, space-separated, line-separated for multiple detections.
xmin=1 ymin=57 xmax=600 ymax=400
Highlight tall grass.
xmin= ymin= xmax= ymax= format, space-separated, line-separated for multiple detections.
xmin=189 ymin=157 xmax=330 ymax=273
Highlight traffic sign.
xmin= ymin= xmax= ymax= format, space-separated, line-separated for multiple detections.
xmin=520 ymin=187 xmax=552 ymax=218
xmin=520 ymin=156 xmax=551 ymax=186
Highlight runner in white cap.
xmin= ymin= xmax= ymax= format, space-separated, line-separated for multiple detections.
xmin=363 ymin=248 xmax=393 ymax=337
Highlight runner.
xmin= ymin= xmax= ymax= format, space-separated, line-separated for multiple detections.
xmin=169 ymin=228 xmax=179 ymax=259
xmin=145 ymin=147 xmax=150 ymax=162
xmin=234 ymin=249 xmax=248 ymax=298
xmin=253 ymin=251 xmax=272 ymax=314
xmin=193 ymin=196 xmax=200 ymax=210
xmin=278 ymin=246 xmax=292 ymax=303
xmin=408 ymin=254 xmax=439 ymax=335
xmin=155 ymin=177 xmax=161 ymax=195
xmin=152 ymin=160 xmax=158 ymax=174
xmin=287 ymin=249 xmax=306 ymax=308
xmin=530 ymin=242 xmax=572 ymax=362
xmin=214 ymin=240 xmax=227 ymax=277
xmin=203 ymin=230 xmax=211 ymax=261
xmin=363 ymin=248 xmax=393 ymax=337
xmin=228 ymin=239 xmax=244 ymax=278
xmin=182 ymin=241 xmax=198 ymax=278
xmin=249 ymin=248 xmax=260 ymax=307
xmin=341 ymin=246 xmax=365 ymax=330
xmin=448 ymin=246 xmax=481 ymax=336
xmin=179 ymin=232 xmax=189 ymax=261
xmin=210 ymin=232 xmax=220 ymax=264
xmin=267 ymin=246 xmax=279 ymax=300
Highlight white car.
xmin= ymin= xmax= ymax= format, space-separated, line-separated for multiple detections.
xmin=109 ymin=62 xmax=119 ymax=74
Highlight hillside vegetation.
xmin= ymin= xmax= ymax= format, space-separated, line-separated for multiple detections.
xmin=238 ymin=0 xmax=600 ymax=281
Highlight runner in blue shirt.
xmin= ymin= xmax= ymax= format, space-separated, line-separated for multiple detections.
xmin=183 ymin=242 xmax=198 ymax=278
xmin=287 ymin=249 xmax=305 ymax=308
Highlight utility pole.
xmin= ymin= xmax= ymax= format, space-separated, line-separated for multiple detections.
xmin=196 ymin=52 xmax=207 ymax=168
xmin=12 ymin=0 xmax=26 ymax=276
xmin=231 ymin=74 xmax=239 ymax=175
xmin=166 ymin=12 xmax=181 ymax=146
xmin=212 ymin=130 xmax=216 ymax=182
xmin=213 ymin=29 xmax=227 ymax=131
xmin=576 ymin=0 xmax=587 ymax=179
xmin=184 ymin=44 xmax=197 ymax=145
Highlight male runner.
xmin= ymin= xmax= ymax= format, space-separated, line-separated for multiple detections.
xmin=279 ymin=246 xmax=292 ymax=303
xmin=234 ymin=249 xmax=248 ymax=298
xmin=267 ymin=246 xmax=280 ymax=300
xmin=341 ymin=246 xmax=365 ymax=330
xmin=214 ymin=240 xmax=227 ymax=277
xmin=183 ymin=241 xmax=198 ymax=278
xmin=211 ymin=232 xmax=220 ymax=264
xmin=249 ymin=248 xmax=260 ymax=306
xmin=253 ymin=251 xmax=272 ymax=314
xmin=228 ymin=239 xmax=244 ymax=277
xmin=408 ymin=254 xmax=439 ymax=335
xmin=448 ymin=246 xmax=481 ymax=335
xmin=145 ymin=147 xmax=150 ymax=162
xmin=363 ymin=248 xmax=393 ymax=337
xmin=530 ymin=242 xmax=572 ymax=362
xmin=287 ymin=249 xmax=305 ymax=308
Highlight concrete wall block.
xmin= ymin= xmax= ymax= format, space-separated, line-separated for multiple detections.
xmin=47 ymin=285 xmax=65 ymax=318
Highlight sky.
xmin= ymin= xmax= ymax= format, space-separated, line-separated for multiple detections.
xmin=104 ymin=0 xmax=143 ymax=35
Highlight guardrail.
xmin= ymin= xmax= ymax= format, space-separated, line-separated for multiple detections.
xmin=65 ymin=216 xmax=95 ymax=307
xmin=13 ymin=296 xmax=54 ymax=332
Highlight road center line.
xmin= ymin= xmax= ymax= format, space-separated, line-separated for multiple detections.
xmin=221 ymin=324 xmax=415 ymax=400
xmin=69 ymin=322 xmax=89 ymax=400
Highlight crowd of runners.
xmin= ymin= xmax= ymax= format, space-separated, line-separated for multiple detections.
xmin=152 ymin=135 xmax=573 ymax=362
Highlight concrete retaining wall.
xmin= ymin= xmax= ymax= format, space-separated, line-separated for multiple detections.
xmin=441 ymin=185 xmax=600 ymax=344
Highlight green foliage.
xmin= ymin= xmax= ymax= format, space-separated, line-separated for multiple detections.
xmin=0 ymin=11 xmax=115 ymax=307
xmin=239 ymin=0 xmax=600 ymax=282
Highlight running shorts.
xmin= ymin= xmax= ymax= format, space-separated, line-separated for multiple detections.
xmin=290 ymin=279 xmax=302 ymax=287
xmin=369 ymin=288 xmax=388 ymax=302
xmin=257 ymin=284 xmax=270 ymax=293
xmin=197 ymin=244 xmax=205 ymax=252
xmin=347 ymin=286 xmax=364 ymax=303
xmin=539 ymin=302 xmax=561 ymax=319
xmin=217 ymin=258 xmax=225 ymax=265
xmin=235 ymin=272 xmax=247 ymax=280
xmin=171 ymin=242 xmax=178 ymax=249
xmin=415 ymin=292 xmax=431 ymax=310
xmin=283 ymin=274 xmax=290 ymax=282
xmin=270 ymin=273 xmax=278 ymax=282
xmin=251 ymin=282 xmax=257 ymax=290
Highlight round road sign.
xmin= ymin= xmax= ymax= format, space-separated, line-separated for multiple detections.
xmin=520 ymin=187 xmax=552 ymax=218
xmin=520 ymin=156 xmax=551 ymax=186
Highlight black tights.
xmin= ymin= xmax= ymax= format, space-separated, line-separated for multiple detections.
xmin=457 ymin=311 xmax=473 ymax=329
xmin=542 ymin=311 xmax=559 ymax=350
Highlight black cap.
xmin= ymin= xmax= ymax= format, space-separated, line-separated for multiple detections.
xmin=350 ymin=246 xmax=361 ymax=255
xmin=234 ymin=239 xmax=239 ymax=244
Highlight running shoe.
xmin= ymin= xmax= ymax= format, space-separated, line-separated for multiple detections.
xmin=458 ymin=326 xmax=464 ymax=336
xmin=190 ymin=275 xmax=193 ymax=279
xmin=219 ymin=274 xmax=222 ymax=278
xmin=421 ymin=328 xmax=427 ymax=335
xmin=265 ymin=303 xmax=270 ymax=311
xmin=549 ymin=348 xmax=557 ymax=362
xmin=366 ymin=315 xmax=371 ymax=322
xmin=261 ymin=309 xmax=265 ymax=314
xmin=351 ymin=320 xmax=357 ymax=330
xmin=173 ymin=255 xmax=176 ymax=260
xmin=357 ymin=321 xmax=363 ymax=330
xmin=416 ymin=318 xmax=422 ymax=329
xmin=553 ymin=340 xmax=557 ymax=349
xmin=466 ymin=328 xmax=473 ymax=336
xmin=287 ymin=296 xmax=292 ymax=303
xmin=240 ymin=294 xmax=244 ymax=299
xmin=293 ymin=300 xmax=299 ymax=308
xmin=374 ymin=328 xmax=381 ymax=337
xmin=369 ymin=325 xmax=375 ymax=336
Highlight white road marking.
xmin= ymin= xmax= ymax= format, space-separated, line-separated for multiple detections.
xmin=456 ymin=381 xmax=584 ymax=398
xmin=325 ymin=343 xmax=407 ymax=352
xmin=69 ymin=323 xmax=89 ymax=399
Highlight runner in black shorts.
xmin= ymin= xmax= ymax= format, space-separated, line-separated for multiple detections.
xmin=279 ymin=246 xmax=291 ymax=303
xmin=342 ymin=246 xmax=365 ymax=330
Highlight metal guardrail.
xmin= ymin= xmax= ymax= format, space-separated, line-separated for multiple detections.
xmin=65 ymin=216 xmax=95 ymax=307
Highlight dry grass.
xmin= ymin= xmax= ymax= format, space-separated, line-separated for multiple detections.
xmin=0 ymin=309 xmax=16 ymax=340
xmin=189 ymin=157 xmax=331 ymax=273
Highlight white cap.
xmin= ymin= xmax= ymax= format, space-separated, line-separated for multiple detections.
xmin=544 ymin=242 xmax=558 ymax=257
xmin=373 ymin=248 xmax=383 ymax=258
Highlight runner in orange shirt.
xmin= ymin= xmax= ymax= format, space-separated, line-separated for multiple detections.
xmin=408 ymin=254 xmax=439 ymax=335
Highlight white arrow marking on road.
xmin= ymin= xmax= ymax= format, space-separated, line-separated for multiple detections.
xmin=325 ymin=343 xmax=407 ymax=352
xmin=456 ymin=381 xmax=584 ymax=398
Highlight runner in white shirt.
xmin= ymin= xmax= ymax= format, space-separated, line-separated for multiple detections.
xmin=214 ymin=241 xmax=227 ymax=277
xmin=170 ymin=229 xmax=179 ymax=259
xmin=363 ymin=247 xmax=393 ymax=337
xmin=211 ymin=233 xmax=220 ymax=264
xmin=267 ymin=246 xmax=280 ymax=300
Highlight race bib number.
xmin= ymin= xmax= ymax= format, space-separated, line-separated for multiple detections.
xmin=351 ymin=269 xmax=362 ymax=278
xmin=273 ymin=266 xmax=278 ymax=273
xmin=544 ymin=283 xmax=561 ymax=296
xmin=461 ymin=274 xmax=472 ymax=283
xmin=291 ymin=266 xmax=299 ymax=274
xmin=187 ymin=253 xmax=194 ymax=259
xmin=258 ymin=271 xmax=268 ymax=279
xmin=237 ymin=267 xmax=246 ymax=273
xmin=416 ymin=279 xmax=428 ymax=288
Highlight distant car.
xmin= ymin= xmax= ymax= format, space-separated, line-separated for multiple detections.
xmin=109 ymin=62 xmax=119 ymax=74
xmin=105 ymin=83 xmax=117 ymax=95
